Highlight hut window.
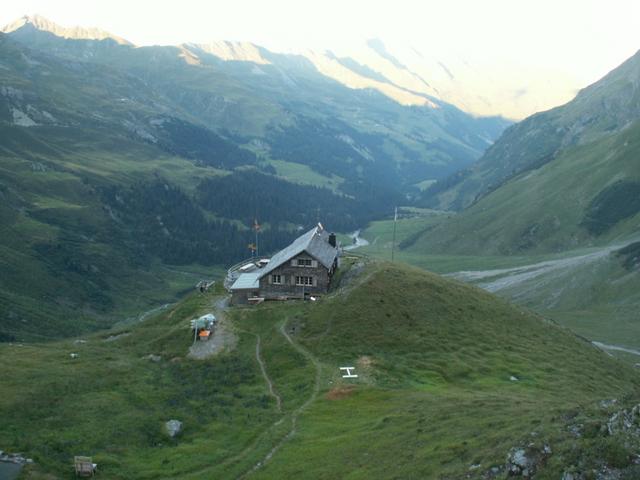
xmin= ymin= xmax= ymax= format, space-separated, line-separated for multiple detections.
xmin=297 ymin=258 xmax=312 ymax=267
xmin=295 ymin=276 xmax=314 ymax=286
xmin=272 ymin=274 xmax=282 ymax=284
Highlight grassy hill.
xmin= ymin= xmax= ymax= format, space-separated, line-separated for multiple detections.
xmin=354 ymin=212 xmax=640 ymax=360
xmin=444 ymin=241 xmax=640 ymax=355
xmin=350 ymin=50 xmax=640 ymax=373
xmin=2 ymin=261 xmax=640 ymax=479
xmin=389 ymin=81 xmax=640 ymax=353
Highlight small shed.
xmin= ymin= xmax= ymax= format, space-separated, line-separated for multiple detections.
xmin=74 ymin=456 xmax=97 ymax=477
xmin=229 ymin=271 xmax=261 ymax=305
xmin=190 ymin=314 xmax=216 ymax=341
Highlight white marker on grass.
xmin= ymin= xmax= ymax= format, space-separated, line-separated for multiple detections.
xmin=340 ymin=367 xmax=358 ymax=378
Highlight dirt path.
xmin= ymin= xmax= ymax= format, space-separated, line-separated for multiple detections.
xmin=344 ymin=229 xmax=370 ymax=251
xmin=447 ymin=241 xmax=640 ymax=361
xmin=447 ymin=242 xmax=638 ymax=293
xmin=187 ymin=312 xmax=322 ymax=479
xmin=139 ymin=303 xmax=172 ymax=321
xmin=255 ymin=335 xmax=282 ymax=412
xmin=279 ymin=319 xmax=322 ymax=410
xmin=188 ymin=296 xmax=237 ymax=360
xmin=238 ymin=319 xmax=322 ymax=479
xmin=592 ymin=341 xmax=640 ymax=357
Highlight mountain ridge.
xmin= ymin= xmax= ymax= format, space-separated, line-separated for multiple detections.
xmin=1 ymin=14 xmax=132 ymax=45
xmin=1 ymin=14 xmax=580 ymax=119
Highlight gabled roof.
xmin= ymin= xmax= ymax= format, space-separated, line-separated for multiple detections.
xmin=229 ymin=271 xmax=260 ymax=290
xmin=258 ymin=226 xmax=337 ymax=279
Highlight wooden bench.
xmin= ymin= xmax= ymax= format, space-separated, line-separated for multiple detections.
xmin=74 ymin=456 xmax=96 ymax=477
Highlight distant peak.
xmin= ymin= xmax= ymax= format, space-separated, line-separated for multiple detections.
xmin=365 ymin=37 xmax=385 ymax=51
xmin=366 ymin=37 xmax=408 ymax=71
xmin=189 ymin=40 xmax=270 ymax=65
xmin=1 ymin=14 xmax=133 ymax=46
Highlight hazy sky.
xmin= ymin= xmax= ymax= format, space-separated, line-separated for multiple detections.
xmin=2 ymin=0 xmax=640 ymax=87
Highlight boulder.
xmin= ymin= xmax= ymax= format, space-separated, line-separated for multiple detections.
xmin=606 ymin=404 xmax=640 ymax=435
xmin=567 ymin=423 xmax=584 ymax=437
xmin=600 ymin=399 xmax=618 ymax=409
xmin=595 ymin=466 xmax=622 ymax=479
xmin=505 ymin=443 xmax=552 ymax=477
xmin=506 ymin=447 xmax=530 ymax=475
xmin=165 ymin=419 xmax=182 ymax=438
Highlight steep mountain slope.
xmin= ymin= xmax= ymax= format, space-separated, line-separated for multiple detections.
xmin=1 ymin=261 xmax=639 ymax=479
xmin=3 ymin=18 xmax=580 ymax=121
xmin=303 ymin=38 xmax=581 ymax=120
xmin=412 ymin=49 xmax=640 ymax=254
xmin=413 ymin=123 xmax=640 ymax=255
xmin=0 ymin=16 xmax=511 ymax=341
xmin=424 ymin=48 xmax=640 ymax=212
xmin=0 ymin=33 xmax=353 ymax=341
xmin=198 ymin=36 xmax=579 ymax=120
xmin=2 ymin=16 xmax=509 ymax=190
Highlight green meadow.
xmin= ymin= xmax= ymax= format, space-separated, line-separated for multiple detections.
xmin=2 ymin=261 xmax=638 ymax=479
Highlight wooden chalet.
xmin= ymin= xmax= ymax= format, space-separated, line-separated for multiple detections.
xmin=229 ymin=224 xmax=339 ymax=305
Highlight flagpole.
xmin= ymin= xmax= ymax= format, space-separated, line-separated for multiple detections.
xmin=391 ymin=207 xmax=397 ymax=263
xmin=254 ymin=217 xmax=260 ymax=258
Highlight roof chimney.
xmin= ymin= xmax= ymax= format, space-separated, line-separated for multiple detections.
xmin=328 ymin=233 xmax=336 ymax=248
